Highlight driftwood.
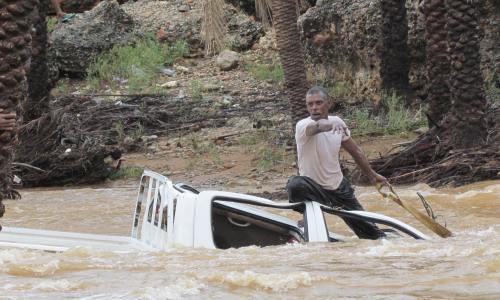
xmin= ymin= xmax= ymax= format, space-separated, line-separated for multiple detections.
xmin=362 ymin=104 xmax=500 ymax=187
xmin=15 ymin=93 xmax=287 ymax=186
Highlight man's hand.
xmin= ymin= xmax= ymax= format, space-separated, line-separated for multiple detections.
xmin=51 ymin=0 xmax=66 ymax=19
xmin=0 ymin=109 xmax=16 ymax=131
xmin=370 ymin=173 xmax=388 ymax=186
xmin=317 ymin=119 xmax=347 ymax=134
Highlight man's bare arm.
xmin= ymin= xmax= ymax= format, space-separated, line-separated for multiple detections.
xmin=0 ymin=109 xmax=16 ymax=131
xmin=305 ymin=119 xmax=347 ymax=136
xmin=341 ymin=138 xmax=387 ymax=185
xmin=51 ymin=0 xmax=65 ymax=18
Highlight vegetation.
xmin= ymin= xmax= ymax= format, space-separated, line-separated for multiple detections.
xmin=486 ymin=79 xmax=499 ymax=104
xmin=52 ymin=78 xmax=70 ymax=96
xmin=345 ymin=93 xmax=426 ymax=136
xmin=108 ymin=167 xmax=143 ymax=180
xmin=86 ymin=38 xmax=188 ymax=92
xmin=245 ymin=57 xmax=284 ymax=86
xmin=188 ymin=79 xmax=204 ymax=100
xmin=46 ymin=17 xmax=57 ymax=33
xmin=238 ymin=129 xmax=293 ymax=171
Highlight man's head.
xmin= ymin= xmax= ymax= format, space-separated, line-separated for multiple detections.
xmin=306 ymin=86 xmax=330 ymax=121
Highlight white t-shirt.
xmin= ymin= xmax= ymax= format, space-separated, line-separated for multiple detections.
xmin=295 ymin=116 xmax=351 ymax=190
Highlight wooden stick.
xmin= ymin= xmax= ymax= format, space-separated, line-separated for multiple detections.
xmin=377 ymin=183 xmax=452 ymax=238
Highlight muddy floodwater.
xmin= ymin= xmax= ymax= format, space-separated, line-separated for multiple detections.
xmin=1 ymin=180 xmax=499 ymax=299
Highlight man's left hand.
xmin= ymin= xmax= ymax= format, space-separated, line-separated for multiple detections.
xmin=0 ymin=109 xmax=16 ymax=131
xmin=370 ymin=173 xmax=388 ymax=186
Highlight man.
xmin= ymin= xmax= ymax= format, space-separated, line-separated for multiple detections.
xmin=51 ymin=0 xmax=66 ymax=19
xmin=287 ymin=86 xmax=387 ymax=239
xmin=0 ymin=109 xmax=16 ymax=132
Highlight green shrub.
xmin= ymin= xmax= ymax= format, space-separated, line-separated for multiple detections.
xmin=108 ymin=167 xmax=143 ymax=180
xmin=485 ymin=73 xmax=500 ymax=104
xmin=52 ymin=78 xmax=70 ymax=96
xmin=245 ymin=58 xmax=284 ymax=86
xmin=346 ymin=93 xmax=426 ymax=136
xmin=346 ymin=107 xmax=382 ymax=136
xmin=47 ymin=17 xmax=57 ymax=33
xmin=165 ymin=41 xmax=189 ymax=66
xmin=87 ymin=39 xmax=188 ymax=92
xmin=257 ymin=147 xmax=284 ymax=170
xmin=188 ymin=79 xmax=203 ymax=100
xmin=328 ymin=81 xmax=350 ymax=102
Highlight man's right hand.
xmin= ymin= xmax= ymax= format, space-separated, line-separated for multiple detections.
xmin=317 ymin=119 xmax=347 ymax=134
xmin=0 ymin=109 xmax=16 ymax=131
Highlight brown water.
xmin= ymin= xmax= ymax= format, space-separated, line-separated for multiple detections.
xmin=1 ymin=181 xmax=499 ymax=299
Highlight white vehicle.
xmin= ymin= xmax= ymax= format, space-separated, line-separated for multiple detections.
xmin=0 ymin=170 xmax=428 ymax=252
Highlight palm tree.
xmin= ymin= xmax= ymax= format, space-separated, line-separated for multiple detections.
xmin=0 ymin=0 xmax=38 ymax=218
xmin=271 ymin=0 xmax=308 ymax=123
xmin=422 ymin=0 xmax=451 ymax=126
xmin=25 ymin=0 xmax=50 ymax=122
xmin=447 ymin=0 xmax=487 ymax=148
xmin=202 ymin=0 xmax=309 ymax=124
xmin=380 ymin=0 xmax=412 ymax=99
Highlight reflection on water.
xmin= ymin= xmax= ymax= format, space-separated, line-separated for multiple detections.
xmin=1 ymin=181 xmax=499 ymax=299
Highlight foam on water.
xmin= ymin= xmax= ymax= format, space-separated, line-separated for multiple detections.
xmin=32 ymin=279 xmax=84 ymax=291
xmin=199 ymin=270 xmax=326 ymax=292
xmin=6 ymin=259 xmax=60 ymax=277
xmin=138 ymin=277 xmax=205 ymax=300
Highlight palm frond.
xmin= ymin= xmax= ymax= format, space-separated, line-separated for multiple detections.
xmin=202 ymin=0 xmax=226 ymax=55
xmin=255 ymin=0 xmax=273 ymax=29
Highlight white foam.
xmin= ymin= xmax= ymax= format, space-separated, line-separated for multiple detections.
xmin=33 ymin=279 xmax=81 ymax=291
xmin=200 ymin=270 xmax=325 ymax=292
xmin=139 ymin=277 xmax=205 ymax=300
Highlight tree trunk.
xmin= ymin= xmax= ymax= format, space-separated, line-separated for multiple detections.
xmin=422 ymin=0 xmax=451 ymax=126
xmin=0 ymin=0 xmax=37 ymax=211
xmin=380 ymin=0 xmax=412 ymax=99
xmin=25 ymin=0 xmax=50 ymax=122
xmin=272 ymin=0 xmax=308 ymax=124
xmin=447 ymin=0 xmax=487 ymax=148
xmin=365 ymin=0 xmax=496 ymax=187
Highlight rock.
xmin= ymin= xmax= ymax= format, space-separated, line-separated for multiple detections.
xmin=156 ymin=27 xmax=168 ymax=41
xmin=121 ymin=1 xmax=263 ymax=55
xmin=178 ymin=4 xmax=190 ymax=12
xmin=298 ymin=1 xmax=383 ymax=101
xmin=202 ymin=83 xmax=220 ymax=91
xmin=161 ymin=68 xmax=176 ymax=77
xmin=226 ymin=9 xmax=264 ymax=51
xmin=174 ymin=65 xmax=190 ymax=73
xmin=254 ymin=29 xmax=277 ymax=51
xmin=298 ymin=0 xmax=498 ymax=100
xmin=413 ymin=127 xmax=428 ymax=134
xmin=216 ymin=50 xmax=240 ymax=71
xmin=49 ymin=1 xmax=135 ymax=75
xmin=176 ymin=89 xmax=186 ymax=99
xmin=157 ymin=81 xmax=179 ymax=88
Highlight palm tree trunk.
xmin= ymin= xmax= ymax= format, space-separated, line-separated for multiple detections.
xmin=25 ymin=0 xmax=50 ymax=122
xmin=380 ymin=0 xmax=412 ymax=99
xmin=272 ymin=0 xmax=308 ymax=124
xmin=447 ymin=0 xmax=487 ymax=148
xmin=422 ymin=0 xmax=451 ymax=126
xmin=0 ymin=0 xmax=37 ymax=206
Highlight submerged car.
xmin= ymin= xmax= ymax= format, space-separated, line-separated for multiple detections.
xmin=0 ymin=170 xmax=428 ymax=252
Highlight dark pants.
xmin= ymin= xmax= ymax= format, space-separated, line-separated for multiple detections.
xmin=286 ymin=176 xmax=385 ymax=240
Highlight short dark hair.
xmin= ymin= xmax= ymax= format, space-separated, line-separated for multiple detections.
xmin=306 ymin=86 xmax=329 ymax=101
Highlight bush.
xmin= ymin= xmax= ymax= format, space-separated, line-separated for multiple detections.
xmin=108 ymin=167 xmax=143 ymax=180
xmin=245 ymin=57 xmax=283 ymax=86
xmin=346 ymin=93 xmax=426 ymax=136
xmin=87 ymin=38 xmax=188 ymax=92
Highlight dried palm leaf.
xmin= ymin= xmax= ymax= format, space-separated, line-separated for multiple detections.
xmin=202 ymin=0 xmax=226 ymax=55
xmin=255 ymin=0 xmax=273 ymax=28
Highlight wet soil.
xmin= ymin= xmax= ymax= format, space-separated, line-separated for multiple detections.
xmin=115 ymin=129 xmax=419 ymax=197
